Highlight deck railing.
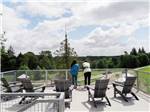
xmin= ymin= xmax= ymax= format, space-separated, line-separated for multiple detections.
xmin=134 ymin=70 xmax=150 ymax=94
xmin=0 ymin=68 xmax=150 ymax=94
xmin=0 ymin=92 xmax=65 ymax=112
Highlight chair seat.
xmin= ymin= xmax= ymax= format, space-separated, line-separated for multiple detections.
xmin=115 ymin=86 xmax=123 ymax=92
xmin=11 ymin=86 xmax=21 ymax=92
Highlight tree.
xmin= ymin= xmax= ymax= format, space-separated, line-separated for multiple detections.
xmin=8 ymin=46 xmax=15 ymax=57
xmin=19 ymin=64 xmax=30 ymax=70
xmin=23 ymin=52 xmax=38 ymax=69
xmin=34 ymin=66 xmax=42 ymax=80
xmin=7 ymin=46 xmax=17 ymax=70
xmin=141 ymin=47 xmax=146 ymax=53
xmin=1 ymin=32 xmax=9 ymax=71
xmin=112 ymin=57 xmax=119 ymax=68
xmin=138 ymin=48 xmax=142 ymax=54
xmin=1 ymin=52 xmax=9 ymax=71
xmin=147 ymin=53 xmax=150 ymax=60
xmin=40 ymin=51 xmax=53 ymax=58
xmin=120 ymin=55 xmax=129 ymax=68
xmin=138 ymin=53 xmax=149 ymax=67
xmin=16 ymin=53 xmax=23 ymax=69
xmin=0 ymin=31 xmax=6 ymax=53
xmin=39 ymin=56 xmax=53 ymax=69
xmin=106 ymin=58 xmax=114 ymax=68
xmin=39 ymin=51 xmax=55 ymax=69
xmin=54 ymin=33 xmax=77 ymax=69
xmin=91 ymin=61 xmax=97 ymax=68
xmin=124 ymin=51 xmax=128 ymax=55
xmin=96 ymin=59 xmax=106 ymax=68
xmin=128 ymin=55 xmax=139 ymax=68
xmin=130 ymin=48 xmax=137 ymax=55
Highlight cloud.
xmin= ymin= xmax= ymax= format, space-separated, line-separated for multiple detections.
xmin=71 ymin=1 xmax=149 ymax=27
xmin=3 ymin=5 xmax=29 ymax=31
xmin=71 ymin=18 xmax=149 ymax=56
xmin=16 ymin=2 xmax=68 ymax=18
xmin=3 ymin=4 xmax=63 ymax=54
xmin=2 ymin=0 xmax=150 ymax=56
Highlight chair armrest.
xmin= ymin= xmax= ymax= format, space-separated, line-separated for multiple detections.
xmin=34 ymin=85 xmax=45 ymax=91
xmin=86 ymin=86 xmax=95 ymax=91
xmin=69 ymin=85 xmax=74 ymax=91
xmin=9 ymin=81 xmax=22 ymax=85
xmin=9 ymin=84 xmax=22 ymax=87
xmin=112 ymin=82 xmax=124 ymax=87
xmin=9 ymin=81 xmax=18 ymax=84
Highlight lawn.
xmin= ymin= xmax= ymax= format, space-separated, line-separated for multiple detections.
xmin=136 ymin=65 xmax=150 ymax=94
xmin=138 ymin=65 xmax=150 ymax=72
xmin=77 ymin=70 xmax=104 ymax=85
xmin=77 ymin=69 xmax=124 ymax=85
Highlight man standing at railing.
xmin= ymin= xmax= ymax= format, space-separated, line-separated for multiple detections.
xmin=82 ymin=60 xmax=91 ymax=88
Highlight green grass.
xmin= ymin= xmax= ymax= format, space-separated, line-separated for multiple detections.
xmin=77 ymin=70 xmax=103 ymax=85
xmin=138 ymin=65 xmax=150 ymax=72
xmin=136 ymin=65 xmax=150 ymax=94
xmin=2 ymin=72 xmax=16 ymax=82
xmin=77 ymin=69 xmax=124 ymax=85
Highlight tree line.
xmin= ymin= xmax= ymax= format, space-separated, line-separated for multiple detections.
xmin=1 ymin=31 xmax=149 ymax=71
xmin=80 ymin=47 xmax=150 ymax=69
xmin=1 ymin=46 xmax=150 ymax=72
xmin=1 ymin=35 xmax=77 ymax=72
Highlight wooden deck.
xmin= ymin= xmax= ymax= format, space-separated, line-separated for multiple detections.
xmin=64 ymin=85 xmax=150 ymax=112
xmin=1 ymin=85 xmax=150 ymax=112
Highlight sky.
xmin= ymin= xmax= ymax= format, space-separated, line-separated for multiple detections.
xmin=1 ymin=0 xmax=150 ymax=56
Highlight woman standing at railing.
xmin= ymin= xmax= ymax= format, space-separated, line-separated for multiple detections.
xmin=70 ymin=60 xmax=79 ymax=89
xmin=82 ymin=60 xmax=91 ymax=88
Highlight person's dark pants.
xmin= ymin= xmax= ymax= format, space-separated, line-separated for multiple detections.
xmin=84 ymin=72 xmax=91 ymax=85
xmin=72 ymin=75 xmax=77 ymax=86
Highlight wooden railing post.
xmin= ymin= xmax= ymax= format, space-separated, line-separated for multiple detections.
xmin=65 ymin=70 xmax=68 ymax=80
xmin=136 ymin=70 xmax=140 ymax=92
xmin=45 ymin=70 xmax=48 ymax=85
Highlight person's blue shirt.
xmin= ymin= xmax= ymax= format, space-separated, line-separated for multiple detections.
xmin=70 ymin=64 xmax=79 ymax=76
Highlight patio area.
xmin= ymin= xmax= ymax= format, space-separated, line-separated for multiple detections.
xmin=64 ymin=85 xmax=150 ymax=112
xmin=1 ymin=69 xmax=150 ymax=112
xmin=41 ymin=84 xmax=150 ymax=112
xmin=1 ymin=84 xmax=150 ymax=112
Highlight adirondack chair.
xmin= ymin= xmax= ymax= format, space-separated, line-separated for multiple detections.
xmin=1 ymin=77 xmax=22 ymax=93
xmin=112 ymin=76 xmax=139 ymax=102
xmin=87 ymin=79 xmax=111 ymax=108
xmin=1 ymin=78 xmax=23 ymax=101
xmin=54 ymin=79 xmax=73 ymax=108
xmin=19 ymin=78 xmax=45 ymax=104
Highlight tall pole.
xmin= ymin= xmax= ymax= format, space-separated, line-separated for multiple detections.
xmin=64 ymin=26 xmax=69 ymax=69
xmin=64 ymin=26 xmax=70 ymax=79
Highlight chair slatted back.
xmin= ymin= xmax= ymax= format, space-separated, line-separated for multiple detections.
xmin=55 ymin=80 xmax=71 ymax=99
xmin=122 ymin=77 xmax=136 ymax=93
xmin=94 ymin=79 xmax=109 ymax=98
xmin=21 ymin=79 xmax=34 ymax=92
xmin=1 ymin=78 xmax=12 ymax=92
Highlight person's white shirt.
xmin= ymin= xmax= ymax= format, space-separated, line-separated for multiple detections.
xmin=82 ymin=62 xmax=91 ymax=73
